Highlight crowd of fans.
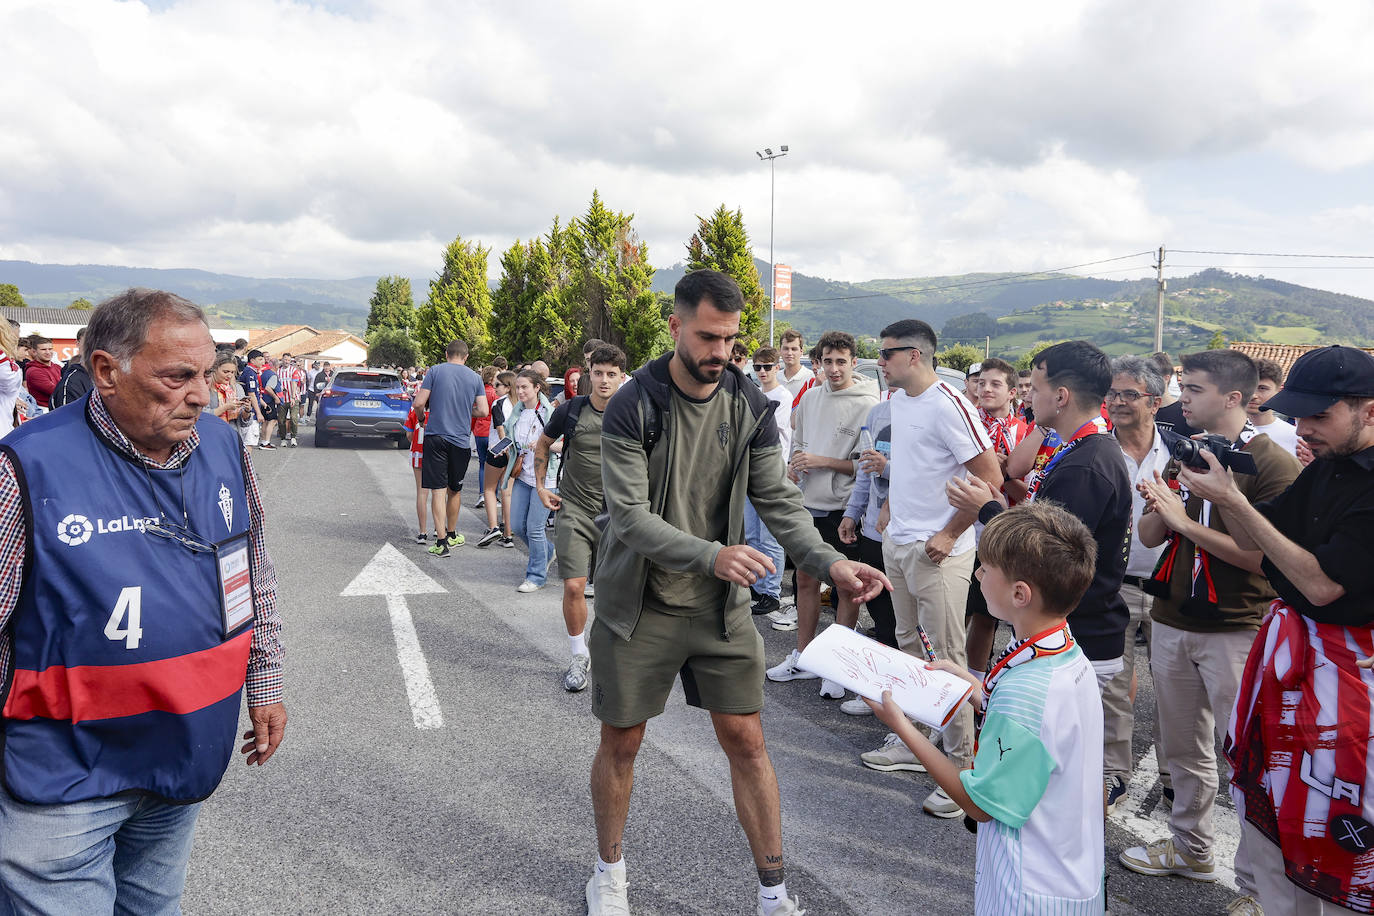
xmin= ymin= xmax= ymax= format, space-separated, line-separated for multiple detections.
xmin=399 ymin=300 xmax=1344 ymax=916
xmin=4 ymin=282 xmax=1366 ymax=916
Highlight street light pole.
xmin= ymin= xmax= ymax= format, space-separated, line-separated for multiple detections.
xmin=756 ymin=145 xmax=788 ymax=345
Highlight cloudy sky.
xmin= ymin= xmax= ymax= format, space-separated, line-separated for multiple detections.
xmin=4 ymin=0 xmax=1374 ymax=299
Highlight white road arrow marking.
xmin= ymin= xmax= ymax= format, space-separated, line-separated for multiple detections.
xmin=342 ymin=543 xmax=447 ymax=730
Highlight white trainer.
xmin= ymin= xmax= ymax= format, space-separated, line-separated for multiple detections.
xmin=757 ymin=892 xmax=806 ymax=915
xmin=586 ymin=865 xmax=630 ymax=915
xmin=840 ymin=696 xmax=874 ymax=716
xmin=818 ymin=678 xmax=844 ymax=699
xmin=922 ymin=785 xmax=964 ymax=819
xmin=516 ymin=580 xmax=544 ymax=593
xmin=765 ymin=649 xmax=817 ymax=682
xmin=768 ymin=607 xmax=799 ymax=631
xmin=860 ymin=731 xmax=926 ymax=772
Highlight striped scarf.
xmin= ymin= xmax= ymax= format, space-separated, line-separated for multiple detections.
xmin=1226 ymin=601 xmax=1374 ymax=913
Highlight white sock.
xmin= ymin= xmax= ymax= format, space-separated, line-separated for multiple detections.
xmin=969 ymin=668 xmax=986 ymax=682
xmin=597 ymin=855 xmax=624 ymax=875
xmin=758 ymin=880 xmax=789 ymax=912
xmin=569 ymin=631 xmax=588 ymax=658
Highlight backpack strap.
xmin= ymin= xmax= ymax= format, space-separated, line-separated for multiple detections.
xmin=637 ymin=383 xmax=661 ymax=456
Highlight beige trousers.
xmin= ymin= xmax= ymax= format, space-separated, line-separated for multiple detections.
xmin=1152 ymin=620 xmax=1258 ymax=894
xmin=1243 ymin=821 xmax=1363 ymax=914
xmin=1101 ymin=582 xmax=1169 ymax=785
xmin=882 ymin=538 xmax=975 ymax=766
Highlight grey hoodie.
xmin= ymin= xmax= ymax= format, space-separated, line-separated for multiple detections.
xmin=791 ymin=376 xmax=880 ymax=511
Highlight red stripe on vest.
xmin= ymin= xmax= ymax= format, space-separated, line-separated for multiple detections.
xmin=3 ymin=629 xmax=253 ymax=723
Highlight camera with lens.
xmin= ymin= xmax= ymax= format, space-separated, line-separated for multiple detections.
xmin=1170 ymin=434 xmax=1258 ymax=475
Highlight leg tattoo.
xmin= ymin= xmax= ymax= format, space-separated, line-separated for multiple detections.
xmin=758 ymin=854 xmax=784 ymax=887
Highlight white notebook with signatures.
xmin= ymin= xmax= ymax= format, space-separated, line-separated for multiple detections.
xmin=797 ymin=624 xmax=974 ymax=730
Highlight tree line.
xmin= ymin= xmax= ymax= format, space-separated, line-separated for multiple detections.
xmin=365 ymin=192 xmax=771 ymax=370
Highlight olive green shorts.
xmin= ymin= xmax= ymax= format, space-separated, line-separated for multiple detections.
xmin=555 ymin=501 xmax=600 ymax=581
xmin=588 ymin=608 xmax=765 ymax=727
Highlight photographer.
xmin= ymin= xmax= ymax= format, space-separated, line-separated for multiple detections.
xmin=1176 ymin=345 xmax=1374 ymax=916
xmin=1125 ymin=350 xmax=1299 ymax=911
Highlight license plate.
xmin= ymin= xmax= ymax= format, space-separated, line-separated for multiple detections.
xmin=352 ymin=399 xmax=382 ymax=409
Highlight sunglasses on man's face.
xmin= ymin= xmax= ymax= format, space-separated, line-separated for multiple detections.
xmin=753 ymin=363 xmax=776 ymax=372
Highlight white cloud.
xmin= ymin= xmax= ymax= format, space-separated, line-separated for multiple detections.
xmin=2 ymin=0 xmax=1373 ymax=299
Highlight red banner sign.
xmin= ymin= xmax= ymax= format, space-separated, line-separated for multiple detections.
xmin=773 ymin=264 xmax=793 ymax=311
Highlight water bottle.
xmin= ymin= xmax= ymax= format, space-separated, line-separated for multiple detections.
xmin=858 ymin=425 xmax=876 ymax=477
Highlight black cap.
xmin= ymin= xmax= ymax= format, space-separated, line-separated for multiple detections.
xmin=1262 ymin=345 xmax=1374 ymax=417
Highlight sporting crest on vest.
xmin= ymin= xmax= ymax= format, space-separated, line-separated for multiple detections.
xmin=218 ymin=483 xmax=234 ymax=531
xmin=717 ymin=422 xmax=730 ymax=448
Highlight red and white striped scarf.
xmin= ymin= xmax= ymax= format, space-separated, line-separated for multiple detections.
xmin=1226 ymin=601 xmax=1374 ymax=913
xmin=978 ymin=407 xmax=1028 ymax=457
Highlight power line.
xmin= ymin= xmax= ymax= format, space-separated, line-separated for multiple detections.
xmin=1168 ymin=264 xmax=1374 ymax=270
xmin=1172 ymin=249 xmax=1374 ymax=259
xmin=792 ymin=251 xmax=1155 ymax=304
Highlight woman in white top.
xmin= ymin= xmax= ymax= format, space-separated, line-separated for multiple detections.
xmin=504 ymin=369 xmax=560 ymax=592
xmin=0 ymin=321 xmax=26 ymax=439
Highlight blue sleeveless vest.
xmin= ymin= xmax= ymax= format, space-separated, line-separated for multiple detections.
xmin=1 ymin=397 xmax=253 ymax=804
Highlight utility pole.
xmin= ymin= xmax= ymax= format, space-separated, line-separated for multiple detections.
xmin=756 ymin=146 xmax=789 ymax=345
xmin=985 ymin=336 xmax=990 ymax=359
xmin=1153 ymin=245 xmax=1166 ymax=353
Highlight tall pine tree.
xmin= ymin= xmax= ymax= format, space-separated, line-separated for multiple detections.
xmin=366 ymin=276 xmax=415 ymax=332
xmin=414 ymin=236 xmax=493 ymax=366
xmin=685 ymin=205 xmax=767 ymax=349
xmin=565 ymin=191 xmax=669 ymax=368
xmin=491 ymin=237 xmax=573 ymax=366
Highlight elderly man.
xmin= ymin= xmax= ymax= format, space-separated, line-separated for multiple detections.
xmin=0 ymin=289 xmax=286 ymax=914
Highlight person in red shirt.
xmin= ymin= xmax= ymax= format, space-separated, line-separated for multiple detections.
xmin=404 ymin=407 xmax=436 ymax=544
xmin=22 ymin=337 xmax=61 ymax=410
xmin=472 ymin=366 xmax=497 ymax=508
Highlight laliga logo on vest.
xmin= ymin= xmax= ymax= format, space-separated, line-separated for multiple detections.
xmin=57 ymin=514 xmax=94 ymax=546
xmin=57 ymin=513 xmax=152 ymax=546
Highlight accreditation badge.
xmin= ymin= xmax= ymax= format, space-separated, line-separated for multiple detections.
xmin=215 ymin=532 xmax=254 ymax=638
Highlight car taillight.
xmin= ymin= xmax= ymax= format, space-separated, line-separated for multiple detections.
xmin=321 ymin=389 xmax=338 ymax=398
xmin=385 ymin=392 xmax=410 ymax=400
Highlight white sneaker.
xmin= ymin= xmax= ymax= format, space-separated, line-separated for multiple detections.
xmin=818 ymin=678 xmax=844 ymax=699
xmin=860 ymin=732 xmax=926 ymax=772
xmin=840 ymin=696 xmax=874 ymax=716
xmin=586 ymin=865 xmax=630 ymax=915
xmin=768 ymin=607 xmax=798 ymax=631
xmin=765 ymin=649 xmax=817 ymax=682
xmin=516 ymin=580 xmax=544 ymax=593
xmin=922 ymin=785 xmax=964 ymax=819
xmin=757 ymin=892 xmax=806 ymax=915
xmin=288 ymin=437 xmax=298 ymax=447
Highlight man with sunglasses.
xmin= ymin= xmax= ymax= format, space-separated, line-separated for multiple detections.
xmin=0 ymin=290 xmax=285 ymax=913
xmin=744 ymin=347 xmax=791 ymax=616
xmin=856 ymin=320 xmax=1001 ymax=822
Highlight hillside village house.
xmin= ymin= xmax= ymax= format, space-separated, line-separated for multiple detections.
xmin=248 ymin=326 xmax=368 ymax=365
xmin=1229 ymin=341 xmax=1374 ymax=376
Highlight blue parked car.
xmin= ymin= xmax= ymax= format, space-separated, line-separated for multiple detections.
xmin=315 ymin=369 xmax=412 ymax=448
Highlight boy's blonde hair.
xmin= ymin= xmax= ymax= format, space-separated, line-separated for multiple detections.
xmin=978 ymin=502 xmax=1096 ymax=616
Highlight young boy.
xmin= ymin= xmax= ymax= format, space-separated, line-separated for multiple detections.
xmin=867 ymin=501 xmax=1106 ymax=915
xmin=404 ymin=406 xmax=437 ymax=544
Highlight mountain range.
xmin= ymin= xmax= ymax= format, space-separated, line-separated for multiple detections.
xmin=5 ymin=258 xmax=1371 ymax=359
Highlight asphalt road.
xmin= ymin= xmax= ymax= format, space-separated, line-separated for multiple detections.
xmin=182 ymin=425 xmax=1250 ymax=916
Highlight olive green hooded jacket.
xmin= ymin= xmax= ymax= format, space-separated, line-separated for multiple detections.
xmin=596 ymin=353 xmax=844 ymax=641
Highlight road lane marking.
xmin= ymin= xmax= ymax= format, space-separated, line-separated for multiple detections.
xmin=342 ymin=543 xmax=447 ymax=729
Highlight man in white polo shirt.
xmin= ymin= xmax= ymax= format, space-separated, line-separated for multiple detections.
xmin=858 ymin=319 xmax=1001 ymax=821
